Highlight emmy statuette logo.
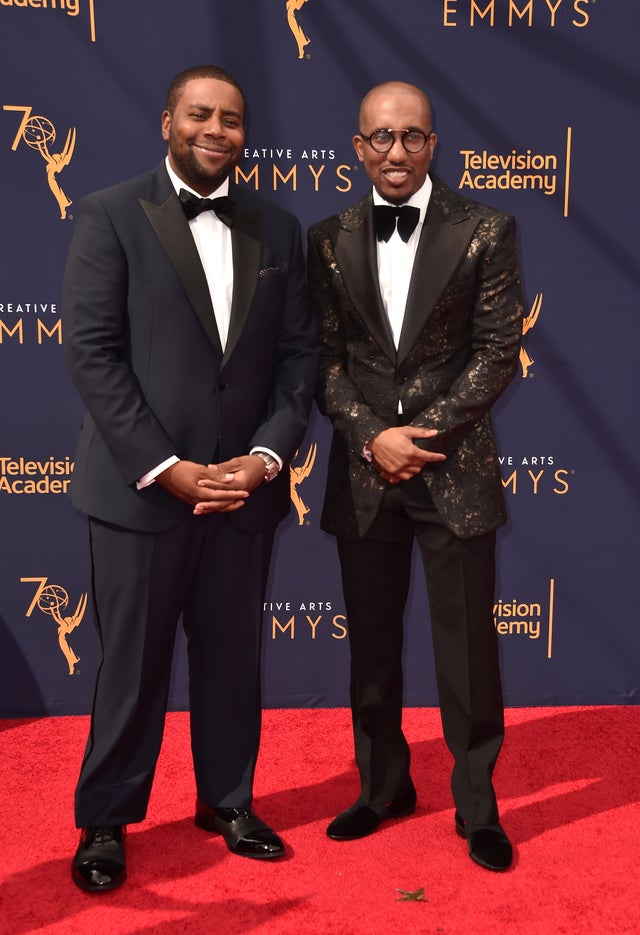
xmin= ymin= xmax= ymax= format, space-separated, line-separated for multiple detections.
xmin=21 ymin=577 xmax=88 ymax=675
xmin=290 ymin=443 xmax=317 ymax=525
xmin=286 ymin=0 xmax=311 ymax=58
xmin=4 ymin=105 xmax=76 ymax=219
xmin=520 ymin=292 xmax=542 ymax=378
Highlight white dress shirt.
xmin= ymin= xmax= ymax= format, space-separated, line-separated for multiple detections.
xmin=373 ymin=175 xmax=432 ymax=349
xmin=165 ymin=159 xmax=234 ymax=349
xmin=373 ymin=176 xmax=432 ymax=415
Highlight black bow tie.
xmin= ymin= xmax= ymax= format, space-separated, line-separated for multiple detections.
xmin=179 ymin=189 xmax=234 ymax=225
xmin=373 ymin=204 xmax=420 ymax=243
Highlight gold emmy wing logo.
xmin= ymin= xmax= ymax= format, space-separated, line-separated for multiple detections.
xmin=290 ymin=443 xmax=317 ymax=525
xmin=286 ymin=0 xmax=311 ymax=58
xmin=520 ymin=292 xmax=542 ymax=378
xmin=4 ymin=105 xmax=76 ymax=219
xmin=21 ymin=577 xmax=87 ymax=675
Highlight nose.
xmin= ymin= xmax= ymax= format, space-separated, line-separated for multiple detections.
xmin=387 ymin=135 xmax=406 ymax=160
xmin=203 ymin=115 xmax=226 ymax=137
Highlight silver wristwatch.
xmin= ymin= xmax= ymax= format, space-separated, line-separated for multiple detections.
xmin=254 ymin=451 xmax=279 ymax=483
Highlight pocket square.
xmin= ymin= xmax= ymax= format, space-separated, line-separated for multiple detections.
xmin=259 ymin=267 xmax=283 ymax=279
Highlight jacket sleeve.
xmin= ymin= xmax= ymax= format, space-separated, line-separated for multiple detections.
xmin=248 ymin=217 xmax=320 ymax=465
xmin=62 ymin=194 xmax=177 ymax=486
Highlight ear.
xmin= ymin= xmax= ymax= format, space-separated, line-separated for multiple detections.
xmin=161 ymin=110 xmax=171 ymax=142
xmin=352 ymin=135 xmax=365 ymax=163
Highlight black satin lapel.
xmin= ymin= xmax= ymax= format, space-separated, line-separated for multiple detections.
xmin=397 ymin=210 xmax=479 ymax=363
xmin=223 ymin=209 xmax=262 ymax=365
xmin=335 ymin=212 xmax=396 ymax=363
xmin=139 ymin=194 xmax=222 ymax=353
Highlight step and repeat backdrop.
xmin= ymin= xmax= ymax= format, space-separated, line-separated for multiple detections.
xmin=1 ymin=1 xmax=638 ymax=715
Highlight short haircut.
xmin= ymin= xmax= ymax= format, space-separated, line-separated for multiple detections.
xmin=165 ymin=65 xmax=246 ymax=117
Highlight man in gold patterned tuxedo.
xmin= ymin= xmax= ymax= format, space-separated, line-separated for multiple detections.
xmin=307 ymin=81 xmax=523 ymax=871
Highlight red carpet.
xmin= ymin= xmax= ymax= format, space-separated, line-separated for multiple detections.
xmin=1 ymin=706 xmax=639 ymax=934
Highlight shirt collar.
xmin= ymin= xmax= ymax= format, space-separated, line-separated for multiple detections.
xmin=164 ymin=156 xmax=230 ymax=200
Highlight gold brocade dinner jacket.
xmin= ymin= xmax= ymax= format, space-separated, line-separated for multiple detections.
xmin=307 ymin=174 xmax=524 ymax=540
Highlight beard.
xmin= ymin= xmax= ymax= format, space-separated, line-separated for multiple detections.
xmin=169 ymin=137 xmax=238 ymax=195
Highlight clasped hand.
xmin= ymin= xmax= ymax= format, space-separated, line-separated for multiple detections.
xmin=369 ymin=426 xmax=446 ymax=483
xmin=157 ymin=456 xmax=266 ymax=515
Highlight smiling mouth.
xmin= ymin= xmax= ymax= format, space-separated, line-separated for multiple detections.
xmin=383 ymin=168 xmax=411 ymax=179
xmin=193 ymin=143 xmax=231 ymax=156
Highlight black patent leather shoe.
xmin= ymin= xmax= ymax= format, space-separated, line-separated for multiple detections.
xmin=71 ymin=825 xmax=126 ymax=892
xmin=455 ymin=812 xmax=513 ymax=871
xmin=327 ymin=781 xmax=417 ymax=840
xmin=195 ymin=801 xmax=285 ymax=859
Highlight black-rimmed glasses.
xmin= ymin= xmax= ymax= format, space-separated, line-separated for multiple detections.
xmin=359 ymin=128 xmax=433 ymax=153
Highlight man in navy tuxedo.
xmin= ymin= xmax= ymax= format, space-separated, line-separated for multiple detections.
xmin=63 ymin=64 xmax=318 ymax=891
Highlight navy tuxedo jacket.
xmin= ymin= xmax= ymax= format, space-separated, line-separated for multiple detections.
xmin=307 ymin=175 xmax=523 ymax=540
xmin=63 ymin=162 xmax=318 ymax=533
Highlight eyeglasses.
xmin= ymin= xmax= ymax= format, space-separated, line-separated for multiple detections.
xmin=359 ymin=128 xmax=433 ymax=154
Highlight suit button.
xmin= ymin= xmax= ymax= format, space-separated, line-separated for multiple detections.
xmin=218 ymin=382 xmax=227 ymax=391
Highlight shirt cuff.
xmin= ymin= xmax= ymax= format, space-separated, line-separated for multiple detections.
xmin=249 ymin=446 xmax=283 ymax=472
xmin=136 ymin=455 xmax=179 ymax=490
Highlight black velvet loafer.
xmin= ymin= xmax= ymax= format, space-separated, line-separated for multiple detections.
xmin=195 ymin=802 xmax=285 ymax=859
xmin=455 ymin=812 xmax=513 ymax=871
xmin=71 ymin=825 xmax=126 ymax=892
xmin=327 ymin=781 xmax=417 ymax=840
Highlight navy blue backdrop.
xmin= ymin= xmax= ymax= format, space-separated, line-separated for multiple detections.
xmin=1 ymin=0 xmax=638 ymax=715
